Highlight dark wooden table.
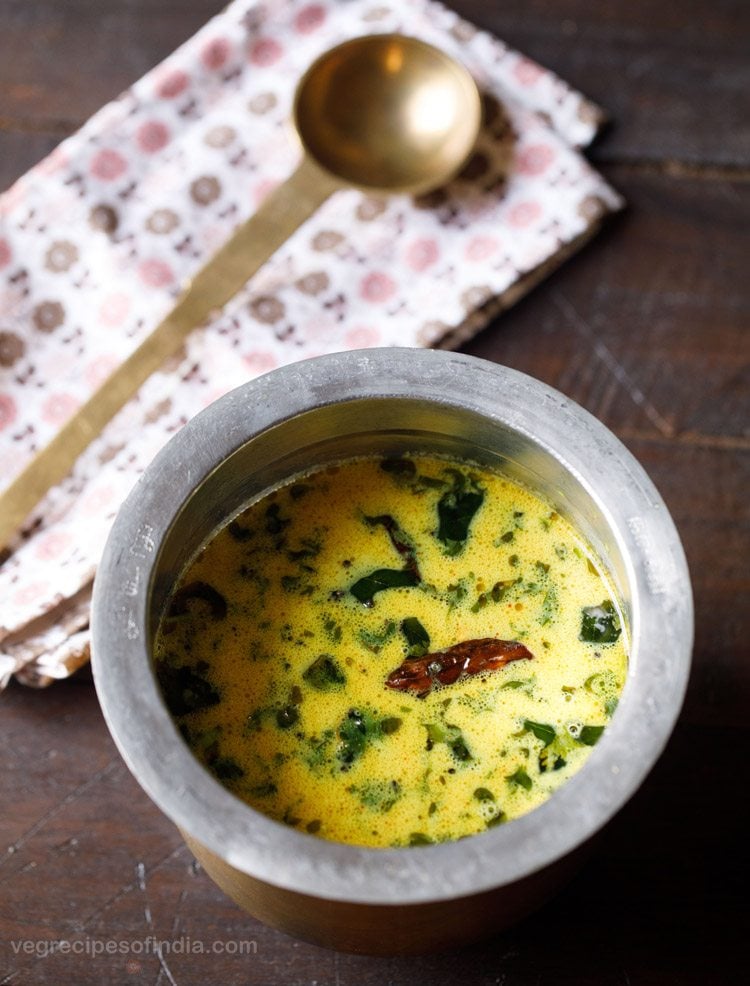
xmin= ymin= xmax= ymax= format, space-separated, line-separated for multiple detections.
xmin=1 ymin=2 xmax=747 ymax=983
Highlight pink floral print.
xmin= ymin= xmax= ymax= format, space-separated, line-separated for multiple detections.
xmin=0 ymin=0 xmax=622 ymax=688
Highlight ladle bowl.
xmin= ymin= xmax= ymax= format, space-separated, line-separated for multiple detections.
xmin=294 ymin=33 xmax=482 ymax=193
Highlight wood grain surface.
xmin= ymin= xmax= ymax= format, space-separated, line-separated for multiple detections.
xmin=1 ymin=1 xmax=747 ymax=983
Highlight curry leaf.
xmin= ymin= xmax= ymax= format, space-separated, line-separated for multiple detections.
xmin=167 ymin=581 xmax=227 ymax=621
xmin=436 ymin=469 xmax=485 ymax=552
xmin=523 ymin=719 xmax=556 ymax=747
xmin=506 ymin=767 xmax=533 ymax=791
xmin=337 ymin=709 xmax=383 ymax=767
xmin=380 ymin=457 xmax=417 ymax=480
xmin=580 ymin=600 xmax=622 ymax=643
xmin=156 ymin=661 xmax=220 ymax=717
xmin=401 ymin=617 xmax=430 ymax=657
xmin=275 ymin=705 xmax=300 ymax=729
xmin=350 ymin=568 xmax=420 ymax=606
xmin=578 ymin=725 xmax=605 ymax=746
xmin=211 ymin=757 xmax=244 ymax=781
xmin=302 ymin=655 xmax=346 ymax=690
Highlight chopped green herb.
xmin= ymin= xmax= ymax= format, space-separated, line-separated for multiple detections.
xmin=380 ymin=717 xmax=403 ymax=735
xmin=350 ymin=567 xmax=420 ymax=606
xmin=188 ymin=725 xmax=221 ymax=753
xmin=322 ymin=616 xmax=342 ymax=643
xmin=282 ymin=808 xmax=302 ymax=827
xmin=337 ymin=709 xmax=381 ymax=767
xmin=303 ymin=730 xmax=334 ymax=770
xmin=444 ymin=577 xmax=471 ymax=609
xmin=380 ymin=457 xmax=417 ymax=480
xmin=211 ymin=757 xmax=244 ymax=781
xmin=408 ymin=832 xmax=434 ymax=846
xmin=302 ymin=655 xmax=346 ymax=690
xmin=425 ymin=721 xmax=473 ymax=763
xmin=473 ymin=787 xmax=495 ymax=802
xmin=539 ymin=585 xmax=558 ymax=626
xmin=605 ymin=697 xmax=619 ymax=717
xmin=380 ymin=457 xmax=448 ymax=493
xmin=264 ymin=502 xmax=289 ymax=536
xmin=498 ymin=531 xmax=515 ymax=544
xmin=501 ymin=677 xmax=535 ymax=694
xmin=289 ymin=483 xmax=311 ymax=499
xmin=275 ymin=705 xmax=299 ymax=730
xmin=486 ymin=811 xmax=507 ymax=828
xmin=355 ymin=779 xmax=402 ymax=812
xmin=539 ymin=747 xmax=567 ymax=773
xmin=580 ymin=600 xmax=622 ymax=644
xmin=506 ymin=767 xmax=533 ymax=791
xmin=578 ymin=725 xmax=605 ymax=746
xmin=401 ymin=617 xmax=430 ymax=657
xmin=305 ymin=819 xmax=321 ymax=833
xmin=357 ymin=620 xmax=397 ymax=653
xmin=436 ymin=469 xmax=485 ymax=554
xmin=415 ymin=475 xmax=448 ymax=491
xmin=246 ymin=708 xmax=266 ymax=732
xmin=425 ymin=722 xmax=445 ymax=746
xmin=471 ymin=578 xmax=514 ymax=613
xmin=523 ymin=720 xmax=556 ymax=747
xmin=248 ymin=781 xmax=277 ymax=798
xmin=167 ymin=581 xmax=227 ymax=621
xmin=227 ymin=519 xmax=253 ymax=542
xmin=156 ymin=660 xmax=220 ymax=717
xmin=287 ymin=536 xmax=321 ymax=561
xmin=450 ymin=736 xmax=472 ymax=761
xmin=584 ymin=670 xmax=618 ymax=696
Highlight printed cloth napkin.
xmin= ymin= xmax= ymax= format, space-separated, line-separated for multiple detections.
xmin=0 ymin=0 xmax=623 ymax=688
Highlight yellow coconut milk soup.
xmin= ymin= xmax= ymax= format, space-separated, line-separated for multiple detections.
xmin=154 ymin=455 xmax=627 ymax=848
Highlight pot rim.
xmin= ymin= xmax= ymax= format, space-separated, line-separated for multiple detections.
xmin=92 ymin=349 xmax=693 ymax=905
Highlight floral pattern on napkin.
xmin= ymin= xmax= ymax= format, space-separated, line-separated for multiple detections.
xmin=0 ymin=0 xmax=623 ymax=686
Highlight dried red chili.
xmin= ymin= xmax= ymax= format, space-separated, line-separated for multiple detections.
xmin=385 ymin=637 xmax=534 ymax=698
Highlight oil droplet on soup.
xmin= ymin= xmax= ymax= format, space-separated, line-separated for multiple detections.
xmin=154 ymin=455 xmax=627 ymax=847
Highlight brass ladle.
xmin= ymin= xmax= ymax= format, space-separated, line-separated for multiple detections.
xmin=0 ymin=34 xmax=481 ymax=551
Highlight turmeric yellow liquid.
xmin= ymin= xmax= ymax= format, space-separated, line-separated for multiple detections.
xmin=154 ymin=455 xmax=627 ymax=848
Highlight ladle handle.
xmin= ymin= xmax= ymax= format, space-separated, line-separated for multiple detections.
xmin=0 ymin=155 xmax=340 ymax=554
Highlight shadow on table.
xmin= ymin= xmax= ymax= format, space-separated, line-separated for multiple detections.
xmin=332 ymin=719 xmax=742 ymax=986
